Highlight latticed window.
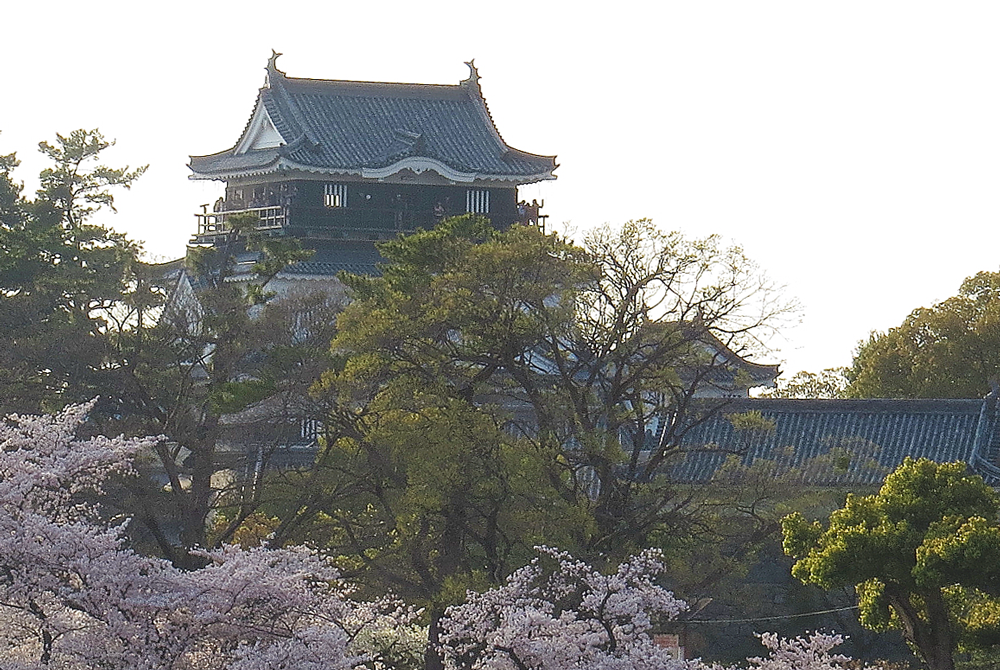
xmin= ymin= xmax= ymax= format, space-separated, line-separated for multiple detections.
xmin=300 ymin=418 xmax=321 ymax=441
xmin=324 ymin=183 xmax=347 ymax=208
xmin=466 ymin=189 xmax=490 ymax=214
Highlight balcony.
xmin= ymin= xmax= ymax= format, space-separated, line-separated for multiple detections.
xmin=192 ymin=206 xmax=286 ymax=244
xmin=192 ymin=198 xmax=537 ymax=246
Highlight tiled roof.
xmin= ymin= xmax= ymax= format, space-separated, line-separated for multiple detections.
xmin=700 ymin=334 xmax=780 ymax=383
xmin=224 ymin=241 xmax=382 ymax=278
xmin=283 ymin=241 xmax=381 ymax=277
xmin=668 ymin=398 xmax=1000 ymax=486
xmin=641 ymin=322 xmax=780 ymax=388
xmin=189 ymin=56 xmax=557 ymax=184
xmin=281 ymin=261 xmax=378 ymax=276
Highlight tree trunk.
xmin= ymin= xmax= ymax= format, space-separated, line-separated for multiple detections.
xmin=425 ymin=608 xmax=446 ymax=670
xmin=921 ymin=588 xmax=957 ymax=670
xmin=173 ymin=413 xmax=220 ymax=569
xmin=888 ymin=587 xmax=955 ymax=670
xmin=426 ymin=502 xmax=466 ymax=670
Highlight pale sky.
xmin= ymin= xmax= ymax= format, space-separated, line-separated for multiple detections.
xmin=5 ymin=1 xmax=1000 ymax=379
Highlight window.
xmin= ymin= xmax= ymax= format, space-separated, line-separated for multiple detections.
xmin=466 ymin=189 xmax=490 ymax=214
xmin=324 ymin=183 xmax=347 ymax=208
xmin=300 ymin=418 xmax=321 ymax=442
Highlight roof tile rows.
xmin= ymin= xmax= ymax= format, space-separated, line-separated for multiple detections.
xmin=189 ymin=58 xmax=557 ymax=183
xmin=669 ymin=398 xmax=1000 ymax=487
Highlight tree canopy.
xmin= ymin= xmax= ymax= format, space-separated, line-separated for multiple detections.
xmin=116 ymin=209 xmax=318 ymax=559
xmin=0 ymin=129 xmax=332 ymax=567
xmin=0 ymin=399 xmax=876 ymax=670
xmin=761 ymin=368 xmax=848 ymax=399
xmin=0 ymin=400 xmax=421 ymax=669
xmin=0 ymin=129 xmax=145 ymax=414
xmin=783 ymin=457 xmax=1000 ymax=670
xmin=847 ymin=271 xmax=1000 ymax=398
xmin=262 ymin=215 xmax=792 ymax=668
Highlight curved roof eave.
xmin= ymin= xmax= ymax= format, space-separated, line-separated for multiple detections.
xmin=188 ymin=87 xmax=277 ymax=175
xmin=359 ymin=156 xmax=554 ymax=184
xmin=458 ymin=64 xmax=558 ymax=177
xmin=187 ymin=151 xmax=285 ymax=181
xmin=190 ymin=156 xmax=555 ymax=185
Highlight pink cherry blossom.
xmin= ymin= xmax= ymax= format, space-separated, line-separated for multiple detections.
xmin=439 ymin=546 xmax=689 ymax=670
xmin=439 ymin=546 xmax=878 ymax=670
xmin=0 ymin=402 xmax=414 ymax=669
xmin=0 ymin=403 xmax=881 ymax=670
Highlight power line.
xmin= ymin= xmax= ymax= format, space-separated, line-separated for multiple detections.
xmin=686 ymin=605 xmax=859 ymax=624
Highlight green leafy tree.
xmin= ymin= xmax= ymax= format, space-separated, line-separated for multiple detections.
xmin=104 ymin=210 xmax=323 ymax=565
xmin=270 ymin=217 xmax=588 ymax=668
xmin=0 ymin=129 xmax=145 ymax=414
xmin=847 ymin=271 xmax=1000 ymax=399
xmin=783 ymin=457 xmax=1000 ymax=670
xmin=269 ymin=216 xmax=790 ymax=669
xmin=762 ymin=368 xmax=849 ymax=399
xmin=0 ymin=130 xmax=331 ymax=568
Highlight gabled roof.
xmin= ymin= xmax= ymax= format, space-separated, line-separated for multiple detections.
xmin=635 ymin=321 xmax=780 ymax=393
xmin=189 ymin=53 xmax=558 ymax=185
xmin=669 ymin=397 xmax=1000 ymax=486
xmin=686 ymin=327 xmax=780 ymax=388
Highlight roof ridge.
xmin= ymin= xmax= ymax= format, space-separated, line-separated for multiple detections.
xmin=715 ymin=398 xmax=987 ymax=413
xmin=209 ymin=51 xmax=292 ymax=161
xmin=284 ymin=75 xmax=463 ymax=89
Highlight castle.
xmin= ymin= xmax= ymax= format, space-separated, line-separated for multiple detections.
xmin=187 ymin=52 xmax=556 ymax=277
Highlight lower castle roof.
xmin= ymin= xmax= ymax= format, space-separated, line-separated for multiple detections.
xmin=668 ymin=397 xmax=1000 ymax=486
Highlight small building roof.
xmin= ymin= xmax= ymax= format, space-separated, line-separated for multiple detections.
xmin=669 ymin=397 xmax=1000 ymax=486
xmin=224 ymin=242 xmax=383 ymax=278
xmin=637 ymin=321 xmax=780 ymax=394
xmin=189 ymin=53 xmax=558 ymax=185
xmin=688 ymin=328 xmax=780 ymax=389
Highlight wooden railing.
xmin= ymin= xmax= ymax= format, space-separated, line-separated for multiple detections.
xmin=195 ymin=206 xmax=286 ymax=237
xmin=193 ymin=203 xmax=529 ymax=243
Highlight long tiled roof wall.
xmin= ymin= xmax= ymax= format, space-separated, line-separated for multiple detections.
xmin=668 ymin=398 xmax=1000 ymax=486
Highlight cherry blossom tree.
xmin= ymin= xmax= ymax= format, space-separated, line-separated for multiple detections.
xmin=438 ymin=546 xmax=689 ymax=670
xmin=0 ymin=402 xmax=415 ymax=669
xmin=0 ymin=402 xmax=880 ymax=670
xmin=734 ymin=632 xmax=871 ymax=670
xmin=438 ymin=547 xmax=878 ymax=670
